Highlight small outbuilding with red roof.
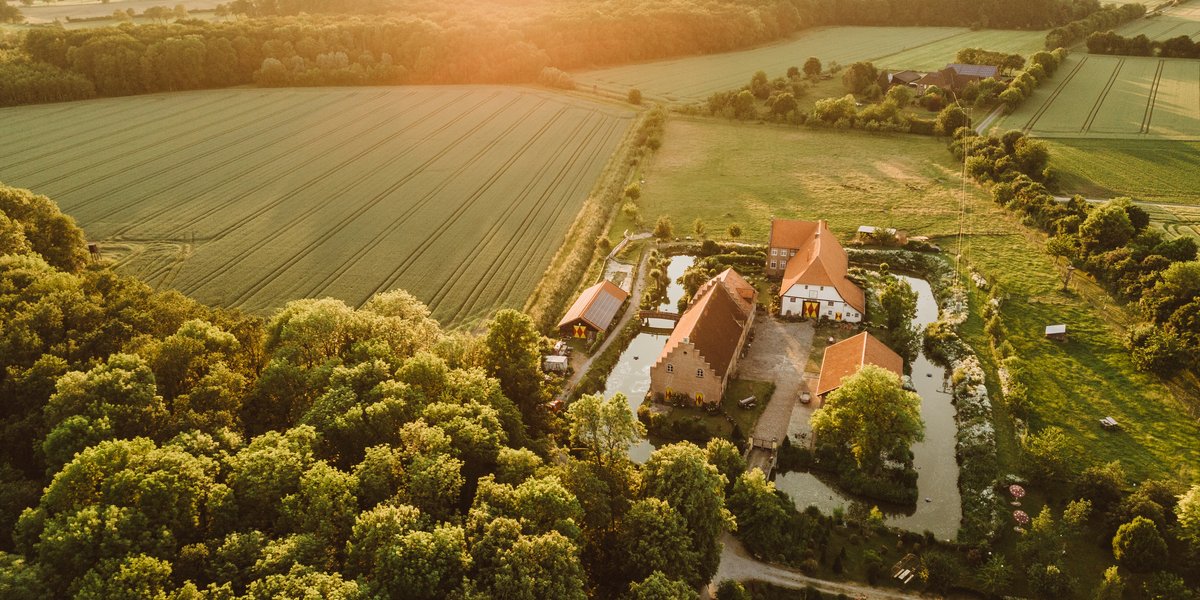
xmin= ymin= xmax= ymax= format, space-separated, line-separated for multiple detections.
xmin=816 ymin=331 xmax=904 ymax=401
xmin=558 ymin=280 xmax=630 ymax=339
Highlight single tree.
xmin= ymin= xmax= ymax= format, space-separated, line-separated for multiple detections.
xmin=1092 ymin=566 xmax=1124 ymax=600
xmin=654 ymin=216 xmax=674 ymax=240
xmin=641 ymin=443 xmax=733 ymax=586
xmin=803 ymin=57 xmax=822 ymax=79
xmin=1113 ymin=517 xmax=1168 ymax=572
xmin=628 ymin=89 xmax=642 ymax=105
xmin=934 ymin=105 xmax=971 ymax=136
xmin=566 ymin=393 xmax=645 ymax=469
xmin=727 ymin=224 xmax=742 ymax=240
xmin=616 ymin=498 xmax=699 ymax=585
xmin=692 ymin=218 xmax=706 ymax=238
xmin=628 ymin=571 xmax=698 ymax=600
xmin=1178 ymin=484 xmax=1200 ymax=551
xmin=1079 ymin=201 xmax=1135 ymax=254
xmin=810 ymin=365 xmax=924 ymax=472
xmin=482 ymin=309 xmax=545 ymax=434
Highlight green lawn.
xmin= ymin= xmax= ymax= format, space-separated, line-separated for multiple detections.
xmin=630 ymin=116 xmax=1200 ymax=484
xmin=624 ymin=116 xmax=1003 ymax=244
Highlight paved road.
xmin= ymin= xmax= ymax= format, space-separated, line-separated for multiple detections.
xmin=707 ymin=534 xmax=938 ymax=600
xmin=557 ymin=248 xmax=652 ymax=400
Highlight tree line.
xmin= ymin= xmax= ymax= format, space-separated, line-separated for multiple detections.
xmin=1 ymin=182 xmax=775 ymax=599
xmin=0 ymin=0 xmax=1120 ymax=107
xmin=947 ymin=130 xmax=1200 ymax=375
xmin=1087 ymin=30 xmax=1200 ymax=58
xmin=1044 ymin=2 xmax=1145 ymax=49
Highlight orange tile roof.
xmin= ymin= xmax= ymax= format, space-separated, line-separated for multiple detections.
xmin=769 ymin=219 xmax=820 ymax=250
xmin=700 ymin=268 xmax=758 ymax=315
xmin=816 ymin=332 xmax=904 ymax=397
xmin=774 ymin=219 xmax=865 ymax=313
xmin=656 ymin=269 xmax=755 ymax=379
xmin=557 ymin=280 xmax=629 ymax=331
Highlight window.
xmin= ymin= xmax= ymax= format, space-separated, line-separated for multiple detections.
xmin=771 ymin=248 xmax=778 ymax=256
xmin=666 ymin=364 xmax=674 ymax=373
xmin=696 ymin=369 xmax=704 ymax=378
xmin=791 ymin=250 xmax=796 ymax=256
xmin=770 ymin=261 xmax=777 ymax=269
xmin=827 ymin=300 xmax=834 ymax=306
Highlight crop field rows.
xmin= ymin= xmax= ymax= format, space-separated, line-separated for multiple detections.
xmin=993 ymin=54 xmax=1200 ymax=139
xmin=0 ymin=86 xmax=633 ymax=324
xmin=1114 ymin=3 xmax=1200 ymax=41
xmin=872 ymin=29 xmax=1048 ymax=72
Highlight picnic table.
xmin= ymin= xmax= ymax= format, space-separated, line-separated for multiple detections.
xmin=1100 ymin=416 xmax=1120 ymax=429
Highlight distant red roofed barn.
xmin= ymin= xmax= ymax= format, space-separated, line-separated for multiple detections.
xmin=766 ymin=219 xmax=865 ymax=322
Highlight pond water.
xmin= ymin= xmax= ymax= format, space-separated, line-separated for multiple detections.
xmin=603 ymin=255 xmax=694 ymax=463
xmin=774 ymin=275 xmax=962 ymax=540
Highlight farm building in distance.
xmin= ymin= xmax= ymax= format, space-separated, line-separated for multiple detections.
xmin=767 ymin=219 xmax=865 ymax=322
xmin=558 ymin=280 xmax=630 ymax=339
xmin=816 ymin=332 xmax=904 ymax=401
xmin=650 ymin=269 xmax=757 ymax=405
xmin=915 ymin=63 xmax=1000 ymax=95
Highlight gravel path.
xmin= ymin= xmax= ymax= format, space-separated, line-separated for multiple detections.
xmin=737 ymin=318 xmax=814 ymax=441
xmin=706 ymin=534 xmax=936 ymax=600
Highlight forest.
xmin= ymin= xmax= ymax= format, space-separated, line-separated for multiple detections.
xmin=0 ymin=182 xmax=809 ymax=598
xmin=0 ymin=0 xmax=1109 ymax=106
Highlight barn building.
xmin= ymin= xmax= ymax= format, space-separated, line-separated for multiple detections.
xmin=914 ymin=63 xmax=1000 ymax=95
xmin=766 ymin=219 xmax=865 ymax=322
xmin=816 ymin=331 xmax=904 ymax=402
xmin=649 ymin=269 xmax=757 ymax=405
xmin=558 ymin=280 xmax=629 ymax=339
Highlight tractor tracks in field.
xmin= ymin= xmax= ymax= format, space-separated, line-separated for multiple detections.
xmin=226 ymin=92 xmax=536 ymax=307
xmin=23 ymin=92 xmax=302 ymax=199
xmin=424 ymin=109 xmax=605 ymax=321
xmin=1082 ymin=57 xmax=1125 ymax=133
xmin=1 ymin=92 xmax=240 ymax=173
xmin=353 ymin=100 xmax=568 ymax=307
xmin=1140 ymin=59 xmax=1167 ymax=134
xmin=96 ymin=90 xmax=403 ymax=236
xmin=1023 ymin=55 xmax=1090 ymax=133
xmin=178 ymin=90 xmax=518 ymax=301
xmin=0 ymin=93 xmax=229 ymax=163
xmin=434 ymin=112 xmax=624 ymax=324
xmin=271 ymin=94 xmax=557 ymax=307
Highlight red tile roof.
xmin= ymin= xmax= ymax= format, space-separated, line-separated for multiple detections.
xmin=558 ymin=280 xmax=629 ymax=331
xmin=656 ymin=269 xmax=755 ymax=379
xmin=816 ymin=332 xmax=904 ymax=397
xmin=774 ymin=219 xmax=865 ymax=312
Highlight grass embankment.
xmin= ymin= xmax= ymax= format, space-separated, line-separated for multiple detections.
xmin=631 ymin=116 xmax=1200 ymax=484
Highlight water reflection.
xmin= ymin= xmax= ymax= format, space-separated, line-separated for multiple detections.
xmin=775 ymin=275 xmax=962 ymax=540
xmin=603 ymin=255 xmax=695 ymax=463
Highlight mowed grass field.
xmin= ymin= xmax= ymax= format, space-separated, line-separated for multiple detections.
xmin=873 ymin=29 xmax=1047 ymax=71
xmin=573 ymin=27 xmax=957 ymax=103
xmin=1115 ymin=3 xmax=1200 ymax=41
xmin=574 ymin=27 xmax=1043 ymax=103
xmin=627 ymin=117 xmax=1200 ymax=481
xmin=991 ymin=54 xmax=1200 ymax=139
xmin=1047 ymin=139 xmax=1200 ymax=205
xmin=0 ymin=86 xmax=633 ymax=324
xmin=621 ymin=117 xmax=1008 ymax=241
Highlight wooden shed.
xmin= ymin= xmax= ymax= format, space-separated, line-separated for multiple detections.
xmin=1045 ymin=324 xmax=1067 ymax=341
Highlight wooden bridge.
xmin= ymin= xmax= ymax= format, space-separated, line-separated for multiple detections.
xmin=745 ymin=436 xmax=779 ymax=477
xmin=638 ymin=310 xmax=681 ymax=322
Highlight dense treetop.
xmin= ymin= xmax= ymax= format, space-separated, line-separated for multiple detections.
xmin=0 ymin=182 xmax=743 ymax=598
